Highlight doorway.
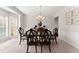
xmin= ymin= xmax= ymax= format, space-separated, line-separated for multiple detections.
xmin=55 ymin=16 xmax=59 ymax=29
xmin=54 ymin=16 xmax=59 ymax=37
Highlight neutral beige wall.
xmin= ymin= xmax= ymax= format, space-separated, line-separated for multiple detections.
xmin=54 ymin=7 xmax=79 ymax=49
xmin=21 ymin=14 xmax=56 ymax=33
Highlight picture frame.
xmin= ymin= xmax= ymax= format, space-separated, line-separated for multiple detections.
xmin=65 ymin=10 xmax=73 ymax=25
xmin=72 ymin=8 xmax=79 ymax=25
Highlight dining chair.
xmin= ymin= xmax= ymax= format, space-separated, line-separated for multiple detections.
xmin=40 ymin=29 xmax=52 ymax=53
xmin=18 ymin=27 xmax=26 ymax=44
xmin=52 ymin=28 xmax=58 ymax=44
xmin=25 ymin=28 xmax=38 ymax=53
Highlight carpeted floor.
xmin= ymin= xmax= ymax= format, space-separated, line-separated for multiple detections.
xmin=0 ymin=38 xmax=79 ymax=53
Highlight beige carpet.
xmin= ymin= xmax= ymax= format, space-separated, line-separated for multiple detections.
xmin=0 ymin=38 xmax=79 ymax=53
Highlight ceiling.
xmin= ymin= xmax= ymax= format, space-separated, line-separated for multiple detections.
xmin=0 ymin=6 xmax=18 ymax=14
xmin=16 ymin=6 xmax=65 ymax=16
xmin=0 ymin=6 xmax=24 ymax=15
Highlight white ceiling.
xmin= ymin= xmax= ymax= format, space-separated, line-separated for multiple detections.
xmin=0 ymin=6 xmax=18 ymax=14
xmin=16 ymin=6 xmax=65 ymax=16
xmin=0 ymin=6 xmax=24 ymax=15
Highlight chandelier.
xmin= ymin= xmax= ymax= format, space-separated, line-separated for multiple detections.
xmin=36 ymin=6 xmax=45 ymax=21
xmin=36 ymin=6 xmax=45 ymax=26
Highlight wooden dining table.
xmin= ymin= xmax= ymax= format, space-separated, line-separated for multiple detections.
xmin=24 ymin=27 xmax=55 ymax=40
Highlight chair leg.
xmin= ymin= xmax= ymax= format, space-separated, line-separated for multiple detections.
xmin=35 ymin=45 xmax=37 ymax=53
xmin=26 ymin=45 xmax=29 ymax=53
xmin=55 ymin=37 xmax=57 ymax=44
xmin=49 ymin=44 xmax=51 ymax=52
xmin=19 ymin=37 xmax=22 ymax=45
xmin=41 ymin=44 xmax=43 ymax=53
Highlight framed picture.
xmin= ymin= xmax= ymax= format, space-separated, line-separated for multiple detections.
xmin=72 ymin=8 xmax=79 ymax=25
xmin=65 ymin=10 xmax=73 ymax=25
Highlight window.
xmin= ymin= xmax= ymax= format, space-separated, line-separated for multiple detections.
xmin=9 ymin=16 xmax=18 ymax=36
xmin=0 ymin=16 xmax=6 ymax=38
xmin=0 ymin=9 xmax=19 ymax=40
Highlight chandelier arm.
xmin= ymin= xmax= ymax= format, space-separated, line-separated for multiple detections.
xmin=36 ymin=6 xmax=45 ymax=21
